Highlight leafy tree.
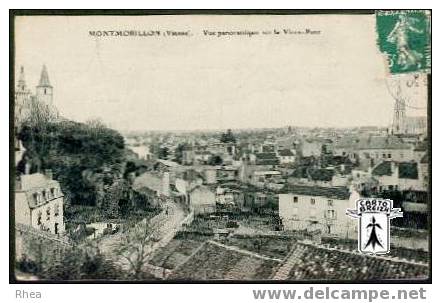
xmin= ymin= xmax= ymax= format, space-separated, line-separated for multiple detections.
xmin=157 ymin=147 xmax=169 ymax=160
xmin=114 ymin=221 xmax=156 ymax=279
xmin=220 ymin=129 xmax=236 ymax=143
xmin=18 ymin=118 xmax=125 ymax=207
xmin=208 ymin=155 xmax=223 ymax=166
xmin=174 ymin=143 xmax=189 ymax=164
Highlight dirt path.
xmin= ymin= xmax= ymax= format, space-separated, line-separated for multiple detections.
xmin=96 ymin=199 xmax=186 ymax=269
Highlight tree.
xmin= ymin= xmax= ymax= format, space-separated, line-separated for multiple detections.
xmin=18 ymin=118 xmax=126 ymax=207
xmin=208 ymin=155 xmax=223 ymax=166
xmin=113 ymin=220 xmax=156 ymax=279
xmin=174 ymin=143 xmax=189 ymax=164
xmin=158 ymin=147 xmax=169 ymax=160
xmin=220 ymin=129 xmax=236 ymax=143
xmin=17 ymin=234 xmax=124 ymax=280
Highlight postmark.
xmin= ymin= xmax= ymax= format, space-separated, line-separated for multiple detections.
xmin=376 ymin=10 xmax=431 ymax=74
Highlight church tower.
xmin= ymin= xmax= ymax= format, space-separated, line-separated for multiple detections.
xmin=36 ymin=65 xmax=53 ymax=105
xmin=15 ymin=66 xmax=31 ymax=127
xmin=15 ymin=66 xmax=31 ymax=107
xmin=391 ymin=86 xmax=406 ymax=135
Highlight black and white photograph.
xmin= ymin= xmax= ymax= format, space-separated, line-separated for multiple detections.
xmin=10 ymin=10 xmax=431 ymax=283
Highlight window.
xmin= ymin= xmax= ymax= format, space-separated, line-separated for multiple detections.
xmin=50 ymin=188 xmax=55 ymax=198
xmin=310 ymin=198 xmax=315 ymax=205
xmin=382 ymin=153 xmax=386 ymax=158
xmin=388 ymin=153 xmax=392 ymax=159
xmin=293 ymin=196 xmax=298 ymax=203
xmin=46 ymin=207 xmax=51 ymax=221
xmin=328 ymin=200 xmax=333 ymax=207
xmin=292 ymin=207 xmax=299 ymax=220
xmin=54 ymin=204 xmax=60 ymax=217
xmin=327 ymin=210 xmax=336 ymax=219
xmin=37 ymin=212 xmax=42 ymax=225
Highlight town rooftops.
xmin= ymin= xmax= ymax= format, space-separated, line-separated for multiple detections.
xmin=157 ymin=159 xmax=181 ymax=168
xmin=278 ymin=149 xmax=294 ymax=156
xmin=290 ymin=167 xmax=334 ymax=182
xmin=414 ymin=142 xmax=428 ymax=152
xmin=188 ymin=184 xmax=214 ymax=194
xmin=398 ymin=162 xmax=418 ymax=180
xmin=357 ymin=135 xmax=410 ymax=150
xmin=335 ymin=135 xmax=410 ymax=150
xmin=371 ymin=161 xmax=393 ymax=176
xmin=280 ymin=184 xmax=351 ymax=200
xmin=19 ymin=173 xmax=58 ymax=191
xmin=133 ymin=172 xmax=162 ymax=193
xmin=372 ymin=161 xmax=419 ymax=179
xmin=256 ymin=152 xmax=278 ymax=159
xmin=308 ymin=168 xmax=335 ymax=182
xmin=420 ymin=152 xmax=428 ymax=164
xmin=255 ymin=152 xmax=279 ymax=165
xmin=254 ymin=170 xmax=281 ymax=176
xmin=15 ymin=173 xmax=62 ymax=209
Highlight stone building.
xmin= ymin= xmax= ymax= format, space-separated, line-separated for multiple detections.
xmin=279 ymin=185 xmax=359 ymax=238
xmin=15 ymin=65 xmax=54 ymax=127
xmin=15 ymin=170 xmax=65 ymax=235
xmin=188 ymin=185 xmax=216 ymax=215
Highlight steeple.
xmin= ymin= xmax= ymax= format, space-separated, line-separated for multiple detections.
xmin=36 ymin=64 xmax=53 ymax=105
xmin=17 ymin=66 xmax=27 ymax=91
xmin=391 ymin=85 xmax=406 ymax=135
xmin=38 ymin=64 xmax=52 ymax=88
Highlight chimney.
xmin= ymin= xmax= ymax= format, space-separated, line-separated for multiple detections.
xmin=390 ymin=161 xmax=396 ymax=172
xmin=44 ymin=169 xmax=53 ymax=180
xmin=24 ymin=162 xmax=31 ymax=175
xmin=162 ymin=172 xmax=170 ymax=197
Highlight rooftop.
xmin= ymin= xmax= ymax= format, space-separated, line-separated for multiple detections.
xmin=335 ymin=135 xmax=410 ymax=150
xmin=280 ymin=184 xmax=351 ymax=200
xmin=278 ymin=149 xmax=294 ymax=156
xmin=372 ymin=161 xmax=393 ymax=177
xmin=398 ymin=162 xmax=419 ymax=180
xmin=19 ymin=173 xmax=58 ymax=191
xmin=372 ymin=161 xmax=419 ymax=179
xmin=133 ymin=172 xmax=163 ymax=192
xmin=420 ymin=152 xmax=429 ymax=164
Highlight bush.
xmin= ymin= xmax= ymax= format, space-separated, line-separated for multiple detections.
xmin=18 ymin=120 xmax=125 ymax=207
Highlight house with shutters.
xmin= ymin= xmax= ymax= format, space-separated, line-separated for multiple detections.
xmin=278 ymin=185 xmax=359 ymax=238
xmin=371 ymin=160 xmax=426 ymax=191
xmin=15 ymin=170 xmax=65 ymax=235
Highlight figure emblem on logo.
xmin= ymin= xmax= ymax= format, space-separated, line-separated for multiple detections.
xmin=347 ymin=199 xmax=402 ymax=255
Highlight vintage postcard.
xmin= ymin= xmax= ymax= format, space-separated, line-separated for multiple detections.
xmin=11 ymin=11 xmax=431 ymax=282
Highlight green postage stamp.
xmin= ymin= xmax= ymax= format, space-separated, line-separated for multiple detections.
xmin=376 ymin=10 xmax=431 ymax=74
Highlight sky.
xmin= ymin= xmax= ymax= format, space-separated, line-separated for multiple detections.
xmin=14 ymin=14 xmax=427 ymax=131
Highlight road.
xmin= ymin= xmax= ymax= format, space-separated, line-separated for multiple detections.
xmin=96 ymin=198 xmax=187 ymax=271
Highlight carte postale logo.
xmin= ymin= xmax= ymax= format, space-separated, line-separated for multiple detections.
xmin=347 ymin=198 xmax=403 ymax=255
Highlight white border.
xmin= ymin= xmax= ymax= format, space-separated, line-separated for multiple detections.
xmin=1 ymin=2 xmax=437 ymax=302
